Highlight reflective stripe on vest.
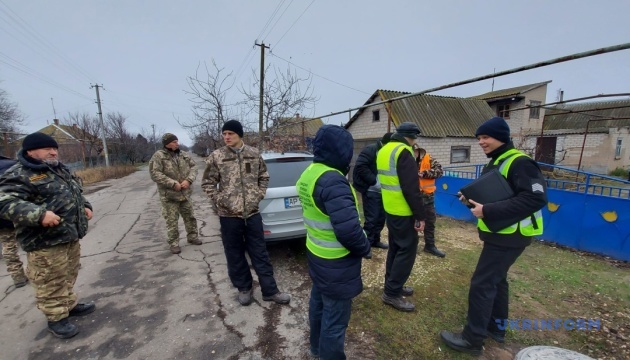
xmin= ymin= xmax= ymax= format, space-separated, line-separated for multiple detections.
xmin=419 ymin=153 xmax=436 ymax=194
xmin=296 ymin=162 xmax=352 ymax=259
xmin=377 ymin=142 xmax=413 ymax=216
xmin=477 ymin=149 xmax=544 ymax=236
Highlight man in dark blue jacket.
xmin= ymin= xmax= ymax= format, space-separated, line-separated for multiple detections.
xmin=297 ymin=125 xmax=371 ymax=360
xmin=352 ymin=133 xmax=392 ymax=250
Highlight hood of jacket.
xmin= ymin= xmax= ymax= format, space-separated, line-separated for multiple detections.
xmin=313 ymin=125 xmax=353 ymax=174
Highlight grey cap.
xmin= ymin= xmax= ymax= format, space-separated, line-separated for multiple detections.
xmin=396 ymin=122 xmax=421 ymax=139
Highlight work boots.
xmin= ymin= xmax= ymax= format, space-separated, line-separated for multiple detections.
xmin=47 ymin=318 xmax=79 ymax=339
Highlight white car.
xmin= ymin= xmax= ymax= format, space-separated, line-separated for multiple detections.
xmin=260 ymin=152 xmax=314 ymax=241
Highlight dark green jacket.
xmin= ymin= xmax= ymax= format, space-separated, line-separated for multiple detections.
xmin=0 ymin=150 xmax=92 ymax=252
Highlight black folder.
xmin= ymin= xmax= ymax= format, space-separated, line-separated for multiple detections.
xmin=460 ymin=169 xmax=514 ymax=207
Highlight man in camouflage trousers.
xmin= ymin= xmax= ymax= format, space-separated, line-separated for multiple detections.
xmin=0 ymin=155 xmax=28 ymax=287
xmin=202 ymin=120 xmax=290 ymax=306
xmin=412 ymin=143 xmax=446 ymax=258
xmin=149 ymin=133 xmax=201 ymax=254
xmin=0 ymin=133 xmax=95 ymax=339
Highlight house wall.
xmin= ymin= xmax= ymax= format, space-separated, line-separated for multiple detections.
xmin=416 ymin=137 xmax=486 ymax=167
xmin=347 ymin=96 xmax=392 ymax=141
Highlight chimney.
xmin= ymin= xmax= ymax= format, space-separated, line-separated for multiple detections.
xmin=53 ymin=119 xmax=59 ymax=125
xmin=73 ymin=123 xmax=78 ymax=129
xmin=295 ymin=113 xmax=300 ymax=119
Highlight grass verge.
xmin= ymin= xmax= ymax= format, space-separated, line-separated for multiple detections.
xmin=75 ymin=164 xmax=138 ymax=185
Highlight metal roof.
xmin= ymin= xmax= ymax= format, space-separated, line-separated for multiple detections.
xmin=544 ymin=99 xmax=630 ymax=133
xmin=471 ymin=81 xmax=552 ymax=101
xmin=275 ymin=117 xmax=323 ymax=137
xmin=347 ymin=90 xmax=494 ymax=138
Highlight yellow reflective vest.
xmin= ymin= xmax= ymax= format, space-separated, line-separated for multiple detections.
xmin=478 ymin=149 xmax=544 ymax=236
xmin=296 ymin=163 xmax=353 ymax=259
xmin=377 ymin=141 xmax=414 ymax=216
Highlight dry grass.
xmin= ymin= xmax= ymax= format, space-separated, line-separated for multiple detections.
xmin=75 ymin=164 xmax=138 ymax=185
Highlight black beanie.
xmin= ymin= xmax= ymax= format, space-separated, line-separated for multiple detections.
xmin=222 ymin=120 xmax=244 ymax=138
xmin=162 ymin=133 xmax=178 ymax=146
xmin=22 ymin=132 xmax=58 ymax=151
xmin=381 ymin=132 xmax=393 ymax=145
xmin=475 ymin=116 xmax=511 ymax=144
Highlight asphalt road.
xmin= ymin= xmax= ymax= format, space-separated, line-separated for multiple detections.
xmin=0 ymin=155 xmax=316 ymax=360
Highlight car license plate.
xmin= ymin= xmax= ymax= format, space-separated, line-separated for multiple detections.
xmin=284 ymin=196 xmax=301 ymax=209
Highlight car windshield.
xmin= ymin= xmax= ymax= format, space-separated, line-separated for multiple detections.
xmin=265 ymin=158 xmax=312 ymax=187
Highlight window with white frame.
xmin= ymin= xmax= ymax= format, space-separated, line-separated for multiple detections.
xmin=615 ymin=138 xmax=622 ymax=158
xmin=451 ymin=146 xmax=470 ymax=163
xmin=529 ymin=100 xmax=541 ymax=119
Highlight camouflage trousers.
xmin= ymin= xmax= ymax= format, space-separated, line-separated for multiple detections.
xmin=0 ymin=228 xmax=27 ymax=283
xmin=26 ymin=241 xmax=81 ymax=322
xmin=160 ymin=197 xmax=198 ymax=247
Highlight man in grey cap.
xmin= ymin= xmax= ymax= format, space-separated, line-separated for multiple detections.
xmin=376 ymin=122 xmax=426 ymax=312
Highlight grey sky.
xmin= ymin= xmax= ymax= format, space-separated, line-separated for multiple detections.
xmin=1 ymin=0 xmax=629 ymax=146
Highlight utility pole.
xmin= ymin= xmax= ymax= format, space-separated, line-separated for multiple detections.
xmin=151 ymin=123 xmax=156 ymax=152
xmin=255 ymin=42 xmax=270 ymax=150
xmin=91 ymin=84 xmax=110 ymax=167
xmin=50 ymin=98 xmax=57 ymax=119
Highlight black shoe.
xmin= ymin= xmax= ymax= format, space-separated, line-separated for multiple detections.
xmin=372 ymin=241 xmax=389 ymax=249
xmin=402 ymin=286 xmax=414 ymax=297
xmin=423 ymin=245 xmax=446 ymax=258
xmin=238 ymin=289 xmax=253 ymax=306
xmin=439 ymin=331 xmax=482 ymax=356
xmin=47 ymin=318 xmax=79 ymax=339
xmin=69 ymin=303 xmax=96 ymax=317
xmin=363 ymin=249 xmax=372 ymax=259
xmin=13 ymin=278 xmax=29 ymax=288
xmin=487 ymin=330 xmax=505 ymax=343
xmin=382 ymin=293 xmax=415 ymax=312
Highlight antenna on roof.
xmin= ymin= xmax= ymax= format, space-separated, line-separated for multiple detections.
xmin=50 ymin=98 xmax=57 ymax=119
xmin=491 ymin=68 xmax=496 ymax=91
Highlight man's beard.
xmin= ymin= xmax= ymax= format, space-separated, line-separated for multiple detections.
xmin=44 ymin=159 xmax=59 ymax=167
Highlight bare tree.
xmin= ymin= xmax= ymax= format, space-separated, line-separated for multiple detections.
xmin=0 ymin=87 xmax=25 ymax=157
xmin=240 ymin=65 xmax=318 ymax=141
xmin=62 ymin=112 xmax=103 ymax=167
xmin=182 ymin=60 xmax=236 ymax=153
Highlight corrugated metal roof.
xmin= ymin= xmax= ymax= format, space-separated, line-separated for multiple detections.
xmin=471 ymin=81 xmax=551 ymax=101
xmin=378 ymin=90 xmax=495 ymax=138
xmin=275 ymin=117 xmax=323 ymax=136
xmin=544 ymin=99 xmax=630 ymax=133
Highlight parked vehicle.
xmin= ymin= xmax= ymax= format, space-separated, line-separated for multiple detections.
xmin=260 ymin=152 xmax=314 ymax=241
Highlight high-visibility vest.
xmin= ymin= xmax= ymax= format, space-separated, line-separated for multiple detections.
xmin=477 ymin=149 xmax=544 ymax=236
xmin=296 ymin=163 xmax=353 ymax=259
xmin=377 ymin=141 xmax=414 ymax=216
xmin=419 ymin=154 xmax=436 ymax=194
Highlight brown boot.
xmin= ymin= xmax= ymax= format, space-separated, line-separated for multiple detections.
xmin=170 ymin=246 xmax=181 ymax=254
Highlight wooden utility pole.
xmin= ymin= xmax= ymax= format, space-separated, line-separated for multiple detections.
xmin=91 ymin=84 xmax=110 ymax=167
xmin=255 ymin=42 xmax=270 ymax=150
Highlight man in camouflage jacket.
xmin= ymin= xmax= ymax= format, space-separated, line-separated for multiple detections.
xmin=0 ymin=155 xmax=28 ymax=288
xmin=413 ymin=143 xmax=446 ymax=258
xmin=149 ymin=133 xmax=200 ymax=254
xmin=201 ymin=120 xmax=290 ymax=306
xmin=0 ymin=133 xmax=95 ymax=339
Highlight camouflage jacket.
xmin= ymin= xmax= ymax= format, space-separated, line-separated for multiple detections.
xmin=149 ymin=148 xmax=198 ymax=202
xmin=0 ymin=150 xmax=92 ymax=252
xmin=417 ymin=149 xmax=444 ymax=180
xmin=201 ymin=143 xmax=269 ymax=218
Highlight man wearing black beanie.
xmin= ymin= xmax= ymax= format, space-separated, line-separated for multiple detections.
xmin=440 ymin=117 xmax=548 ymax=355
xmin=202 ymin=120 xmax=291 ymax=306
xmin=0 ymin=132 xmax=95 ymax=339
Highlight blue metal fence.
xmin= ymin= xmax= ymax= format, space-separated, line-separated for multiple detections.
xmin=436 ymin=163 xmax=630 ymax=261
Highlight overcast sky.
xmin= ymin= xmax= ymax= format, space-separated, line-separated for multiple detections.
xmin=2 ymin=0 xmax=629 ymax=146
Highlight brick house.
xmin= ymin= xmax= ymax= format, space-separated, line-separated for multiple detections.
xmin=344 ymin=89 xmax=495 ymax=172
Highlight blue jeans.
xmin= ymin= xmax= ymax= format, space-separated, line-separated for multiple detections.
xmin=309 ymin=284 xmax=352 ymax=360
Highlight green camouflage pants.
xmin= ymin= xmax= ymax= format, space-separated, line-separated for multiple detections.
xmin=160 ymin=198 xmax=198 ymax=247
xmin=0 ymin=228 xmax=27 ymax=283
xmin=26 ymin=241 xmax=81 ymax=322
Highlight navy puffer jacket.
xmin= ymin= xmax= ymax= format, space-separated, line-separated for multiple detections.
xmin=306 ymin=125 xmax=371 ymax=300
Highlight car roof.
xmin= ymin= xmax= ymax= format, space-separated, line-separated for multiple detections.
xmin=261 ymin=152 xmax=314 ymax=160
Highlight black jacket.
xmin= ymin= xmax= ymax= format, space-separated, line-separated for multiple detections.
xmin=478 ymin=143 xmax=548 ymax=248
xmin=307 ymin=125 xmax=371 ymax=300
xmin=352 ymin=141 xmax=381 ymax=194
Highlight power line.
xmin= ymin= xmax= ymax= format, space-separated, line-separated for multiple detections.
xmin=269 ymin=52 xmax=370 ymax=95
xmin=256 ymin=0 xmax=286 ymax=41
xmin=261 ymin=0 xmax=294 ymax=41
xmin=274 ymin=0 xmax=315 ymax=48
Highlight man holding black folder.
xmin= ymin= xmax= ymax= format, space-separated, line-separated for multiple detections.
xmin=440 ymin=116 xmax=547 ymax=356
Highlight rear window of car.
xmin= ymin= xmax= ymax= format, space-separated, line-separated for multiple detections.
xmin=265 ymin=157 xmax=313 ymax=187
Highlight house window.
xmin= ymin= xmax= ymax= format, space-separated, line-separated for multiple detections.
xmin=450 ymin=146 xmax=470 ymax=163
xmin=372 ymin=110 xmax=380 ymax=122
xmin=615 ymin=138 xmax=622 ymax=159
xmin=529 ymin=100 xmax=541 ymax=119
xmin=497 ymin=104 xmax=510 ymax=119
